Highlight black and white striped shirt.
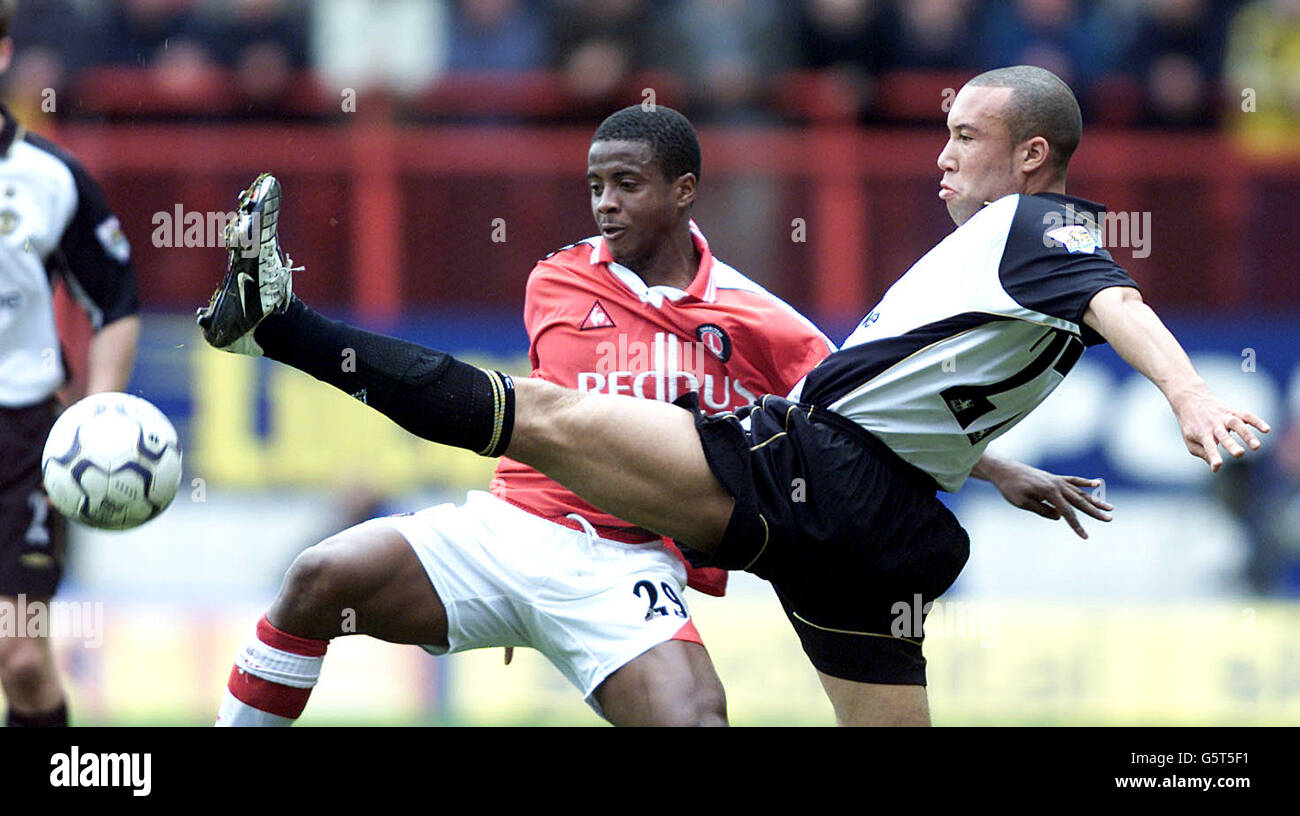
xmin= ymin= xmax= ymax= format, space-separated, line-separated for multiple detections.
xmin=791 ymin=192 xmax=1138 ymax=491
xmin=0 ymin=105 xmax=138 ymax=407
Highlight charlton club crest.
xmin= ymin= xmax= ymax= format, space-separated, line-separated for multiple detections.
xmin=580 ymin=300 xmax=616 ymax=330
xmin=695 ymin=323 xmax=731 ymax=362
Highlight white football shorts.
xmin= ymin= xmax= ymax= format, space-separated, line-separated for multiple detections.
xmin=379 ymin=490 xmax=698 ymax=702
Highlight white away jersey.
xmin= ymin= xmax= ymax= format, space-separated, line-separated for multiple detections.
xmin=791 ymin=192 xmax=1138 ymax=491
xmin=0 ymin=105 xmax=138 ymax=406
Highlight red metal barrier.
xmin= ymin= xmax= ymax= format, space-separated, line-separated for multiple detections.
xmin=44 ymin=121 xmax=1300 ymax=327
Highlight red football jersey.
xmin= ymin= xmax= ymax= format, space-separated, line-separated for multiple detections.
xmin=490 ymin=224 xmax=834 ymax=595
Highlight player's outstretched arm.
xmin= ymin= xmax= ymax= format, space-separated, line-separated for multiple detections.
xmin=971 ymin=452 xmax=1113 ymax=539
xmin=1082 ymin=286 xmax=1270 ymax=471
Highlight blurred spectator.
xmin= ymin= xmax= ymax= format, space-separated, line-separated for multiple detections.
xmin=973 ymin=0 xmax=1123 ymax=105
xmin=650 ymin=1 xmax=794 ymax=304
xmin=3 ymin=0 xmax=85 ymax=120
xmin=549 ymin=0 xmax=654 ymax=111
xmin=310 ymin=0 xmax=450 ymax=98
xmin=448 ymin=0 xmax=549 ymax=72
xmin=93 ymin=0 xmax=211 ymax=67
xmin=791 ymin=0 xmax=896 ymax=120
xmin=1212 ymin=422 xmax=1300 ymax=595
xmin=653 ymin=0 xmax=795 ymax=123
xmin=193 ymin=0 xmax=310 ymax=109
xmin=890 ymin=0 xmax=979 ymax=70
xmin=0 ymin=0 xmax=1267 ymax=129
xmin=1272 ymin=422 xmax=1300 ymax=592
xmin=84 ymin=0 xmax=230 ymax=105
xmin=1127 ymin=0 xmax=1231 ymax=127
xmin=1224 ymin=0 xmax=1300 ymax=154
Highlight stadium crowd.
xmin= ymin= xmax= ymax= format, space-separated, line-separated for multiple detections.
xmin=0 ymin=0 xmax=1295 ymax=134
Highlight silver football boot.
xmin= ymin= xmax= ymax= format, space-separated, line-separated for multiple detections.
xmin=196 ymin=173 xmax=299 ymax=356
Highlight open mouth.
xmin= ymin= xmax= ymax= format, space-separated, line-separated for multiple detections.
xmin=601 ymin=225 xmax=627 ymax=239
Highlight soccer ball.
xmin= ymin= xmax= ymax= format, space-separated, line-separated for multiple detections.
xmin=41 ymin=392 xmax=183 ymax=530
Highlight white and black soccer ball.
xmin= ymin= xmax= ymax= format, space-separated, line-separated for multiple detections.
xmin=41 ymin=392 xmax=183 ymax=530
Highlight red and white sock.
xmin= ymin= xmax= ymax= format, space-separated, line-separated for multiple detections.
xmin=215 ymin=615 xmax=329 ymax=727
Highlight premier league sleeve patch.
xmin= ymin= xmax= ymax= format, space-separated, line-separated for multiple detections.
xmin=1045 ymin=224 xmax=1097 ymax=254
xmin=95 ymin=215 xmax=131 ymax=264
xmin=696 ymin=323 xmax=731 ymax=362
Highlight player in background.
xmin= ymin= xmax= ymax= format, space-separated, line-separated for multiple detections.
xmin=0 ymin=0 xmax=140 ymax=727
xmin=206 ymin=106 xmax=1109 ymax=727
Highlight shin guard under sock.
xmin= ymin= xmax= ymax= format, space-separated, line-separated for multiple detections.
xmin=253 ymin=299 xmax=514 ymax=457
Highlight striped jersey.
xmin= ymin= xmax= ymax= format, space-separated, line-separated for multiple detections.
xmin=792 ymin=192 xmax=1138 ymax=492
xmin=0 ymin=105 xmax=138 ymax=407
xmin=491 ymin=223 xmax=835 ymax=593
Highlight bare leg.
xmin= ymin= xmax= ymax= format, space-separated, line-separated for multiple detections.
xmin=507 ymin=379 xmax=734 ymax=551
xmin=249 ymin=307 xmax=734 ymax=550
xmin=0 ymin=595 xmax=66 ymax=715
xmin=270 ymin=519 xmax=730 ymax=726
xmin=593 ymin=640 xmax=727 ymax=727
xmin=816 ymin=671 xmax=931 ymax=726
xmin=269 ymin=524 xmax=449 ymax=645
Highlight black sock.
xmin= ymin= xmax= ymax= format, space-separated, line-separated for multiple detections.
xmin=6 ymin=702 xmax=68 ymax=727
xmin=253 ymin=299 xmax=515 ymax=457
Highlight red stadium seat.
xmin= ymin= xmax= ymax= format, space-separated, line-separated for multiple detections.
xmin=771 ymin=70 xmax=862 ymax=123
xmin=873 ymin=69 xmax=974 ymax=124
xmin=74 ymin=65 xmax=240 ymax=117
xmin=410 ymin=71 xmax=570 ymax=119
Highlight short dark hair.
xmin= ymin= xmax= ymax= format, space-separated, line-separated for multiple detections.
xmin=966 ymin=65 xmax=1082 ymax=176
xmin=591 ymin=105 xmax=702 ymax=183
xmin=0 ymin=0 xmax=16 ymax=40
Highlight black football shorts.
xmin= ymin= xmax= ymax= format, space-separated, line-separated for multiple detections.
xmin=0 ymin=399 xmax=67 ymax=597
xmin=679 ymin=393 xmax=970 ymax=685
